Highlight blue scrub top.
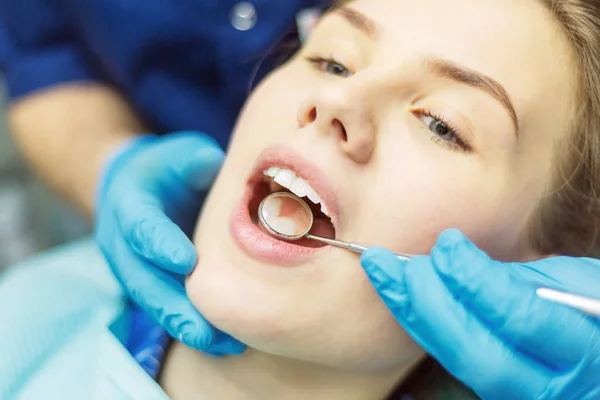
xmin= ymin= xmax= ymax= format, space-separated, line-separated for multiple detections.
xmin=0 ymin=0 xmax=329 ymax=148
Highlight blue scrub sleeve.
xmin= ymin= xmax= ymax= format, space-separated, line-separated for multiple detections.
xmin=0 ymin=0 xmax=103 ymax=100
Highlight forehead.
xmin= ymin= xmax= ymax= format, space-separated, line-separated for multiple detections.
xmin=324 ymin=0 xmax=576 ymax=136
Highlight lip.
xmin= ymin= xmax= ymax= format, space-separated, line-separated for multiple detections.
xmin=229 ymin=145 xmax=340 ymax=265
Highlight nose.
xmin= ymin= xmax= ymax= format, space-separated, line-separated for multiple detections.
xmin=297 ymin=82 xmax=376 ymax=164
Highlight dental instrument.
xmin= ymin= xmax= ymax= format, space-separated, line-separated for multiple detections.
xmin=258 ymin=192 xmax=413 ymax=260
xmin=258 ymin=191 xmax=600 ymax=318
xmin=536 ymin=288 xmax=600 ymax=318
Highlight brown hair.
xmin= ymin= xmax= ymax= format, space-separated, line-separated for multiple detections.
xmin=530 ymin=0 xmax=600 ymax=258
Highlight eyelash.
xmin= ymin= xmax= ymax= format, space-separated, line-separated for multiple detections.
xmin=304 ymin=55 xmax=471 ymax=153
xmin=305 ymin=55 xmax=353 ymax=77
xmin=415 ymin=109 xmax=471 ymax=152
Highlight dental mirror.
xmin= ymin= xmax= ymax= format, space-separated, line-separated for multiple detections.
xmin=258 ymin=192 xmax=411 ymax=260
xmin=258 ymin=192 xmax=313 ymax=240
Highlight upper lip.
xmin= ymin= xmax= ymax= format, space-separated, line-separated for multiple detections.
xmin=248 ymin=145 xmax=340 ymax=228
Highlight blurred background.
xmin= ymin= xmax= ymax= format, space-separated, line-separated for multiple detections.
xmin=0 ymin=80 xmax=90 ymax=270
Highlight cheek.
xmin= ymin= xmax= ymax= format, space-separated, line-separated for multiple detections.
xmin=360 ymin=146 xmax=534 ymax=258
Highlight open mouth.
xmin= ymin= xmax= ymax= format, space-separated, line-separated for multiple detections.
xmin=248 ymin=167 xmax=336 ymax=248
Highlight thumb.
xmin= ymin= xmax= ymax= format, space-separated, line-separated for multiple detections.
xmin=166 ymin=131 xmax=226 ymax=190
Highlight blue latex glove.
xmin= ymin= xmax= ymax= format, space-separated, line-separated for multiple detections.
xmin=95 ymin=131 xmax=245 ymax=355
xmin=361 ymin=229 xmax=600 ymax=400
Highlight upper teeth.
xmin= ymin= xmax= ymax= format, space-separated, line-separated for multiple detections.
xmin=264 ymin=167 xmax=331 ymax=218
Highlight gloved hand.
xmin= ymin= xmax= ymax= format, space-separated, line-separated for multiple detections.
xmin=361 ymin=229 xmax=600 ymax=400
xmin=95 ymin=131 xmax=245 ymax=355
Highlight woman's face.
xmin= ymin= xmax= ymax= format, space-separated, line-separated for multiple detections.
xmin=188 ymin=0 xmax=575 ymax=373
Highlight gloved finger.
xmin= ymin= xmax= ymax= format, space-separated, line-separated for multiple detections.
xmin=361 ymin=248 xmax=551 ymax=400
xmin=432 ymin=229 xmax=598 ymax=368
xmin=104 ymin=238 xmax=245 ymax=355
xmin=117 ymin=193 xmax=197 ymax=276
xmin=205 ymin=329 xmax=248 ymax=357
xmin=164 ymin=132 xmax=225 ymax=190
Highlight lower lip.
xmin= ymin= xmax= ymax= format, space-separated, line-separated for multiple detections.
xmin=229 ymin=185 xmax=324 ymax=265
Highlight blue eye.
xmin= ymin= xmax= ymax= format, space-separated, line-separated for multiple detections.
xmin=421 ymin=114 xmax=455 ymax=141
xmin=417 ymin=111 xmax=471 ymax=152
xmin=323 ymin=61 xmax=351 ymax=77
xmin=306 ymin=56 xmax=353 ymax=78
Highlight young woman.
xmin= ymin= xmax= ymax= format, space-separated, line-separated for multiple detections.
xmin=2 ymin=0 xmax=600 ymax=398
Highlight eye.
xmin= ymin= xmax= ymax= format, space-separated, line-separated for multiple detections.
xmin=305 ymin=56 xmax=353 ymax=78
xmin=417 ymin=110 xmax=471 ymax=152
xmin=322 ymin=61 xmax=351 ymax=77
xmin=422 ymin=114 xmax=454 ymax=140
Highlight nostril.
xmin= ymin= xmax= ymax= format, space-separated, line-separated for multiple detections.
xmin=332 ymin=119 xmax=347 ymax=141
xmin=298 ymin=105 xmax=317 ymax=128
xmin=308 ymin=107 xmax=317 ymax=123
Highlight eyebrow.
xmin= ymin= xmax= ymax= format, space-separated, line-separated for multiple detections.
xmin=332 ymin=6 xmax=520 ymax=135
xmin=426 ymin=58 xmax=519 ymax=134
